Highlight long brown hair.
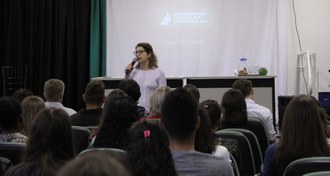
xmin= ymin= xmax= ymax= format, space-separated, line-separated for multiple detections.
xmin=277 ymin=95 xmax=330 ymax=166
xmin=21 ymin=96 xmax=45 ymax=136
xmin=5 ymin=108 xmax=74 ymax=176
xmin=220 ymin=89 xmax=247 ymax=128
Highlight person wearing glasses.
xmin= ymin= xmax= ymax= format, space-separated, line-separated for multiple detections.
xmin=125 ymin=42 xmax=166 ymax=114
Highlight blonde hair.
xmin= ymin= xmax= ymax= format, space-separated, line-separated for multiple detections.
xmin=150 ymin=86 xmax=171 ymax=116
xmin=43 ymin=79 xmax=65 ymax=101
xmin=21 ymin=96 xmax=45 ymax=136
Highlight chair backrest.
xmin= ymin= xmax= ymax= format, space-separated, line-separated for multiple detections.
xmin=0 ymin=142 xmax=26 ymax=165
xmin=2 ymin=66 xmax=28 ymax=96
xmin=78 ymin=148 xmax=127 ymax=165
xmin=303 ymin=171 xmax=330 ymax=176
xmin=283 ymin=157 xmax=330 ymax=176
xmin=229 ymin=152 xmax=241 ymax=176
xmin=216 ymin=130 xmax=255 ymax=176
xmin=84 ymin=126 xmax=98 ymax=131
xmin=223 ymin=128 xmax=263 ymax=175
xmin=72 ymin=126 xmax=91 ymax=155
xmin=246 ymin=117 xmax=269 ymax=158
xmin=144 ymin=118 xmax=161 ymax=124
xmin=1 ymin=157 xmax=12 ymax=175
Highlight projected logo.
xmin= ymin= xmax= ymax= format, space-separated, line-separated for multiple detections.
xmin=160 ymin=11 xmax=208 ymax=26
xmin=160 ymin=13 xmax=172 ymax=26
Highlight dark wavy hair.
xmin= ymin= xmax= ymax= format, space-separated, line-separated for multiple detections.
xmin=195 ymin=105 xmax=217 ymax=154
xmin=277 ymin=95 xmax=330 ymax=167
xmin=220 ymin=88 xmax=247 ymax=128
xmin=126 ymin=121 xmax=177 ymax=176
xmin=93 ymin=91 xmax=138 ymax=149
xmin=0 ymin=96 xmax=22 ymax=132
xmin=96 ymin=89 xmax=128 ymax=128
xmin=12 ymin=88 xmax=33 ymax=103
xmin=118 ymin=79 xmax=141 ymax=102
xmin=5 ymin=108 xmax=74 ymax=176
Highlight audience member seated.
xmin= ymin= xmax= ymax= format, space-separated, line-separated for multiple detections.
xmin=12 ymin=88 xmax=33 ymax=103
xmin=43 ymin=79 xmax=76 ymax=116
xmin=263 ymin=95 xmax=330 ymax=176
xmin=183 ymin=84 xmax=200 ymax=103
xmin=118 ymin=79 xmax=146 ymax=118
xmin=161 ymin=88 xmax=234 ymax=176
xmin=21 ymin=96 xmax=45 ymax=136
xmin=196 ymin=104 xmax=230 ymax=160
xmin=89 ymin=89 xmax=138 ymax=149
xmin=126 ymin=121 xmax=177 ymax=176
xmin=71 ymin=80 xmax=105 ymax=126
xmin=57 ymin=152 xmax=131 ymax=176
xmin=200 ymin=99 xmax=221 ymax=132
xmin=140 ymin=86 xmax=171 ymax=123
xmin=220 ymin=89 xmax=248 ymax=129
xmin=232 ymin=79 xmax=276 ymax=143
xmin=4 ymin=108 xmax=75 ymax=176
xmin=201 ymin=99 xmax=237 ymax=158
xmin=218 ymin=89 xmax=250 ymax=159
xmin=0 ymin=96 xmax=27 ymax=143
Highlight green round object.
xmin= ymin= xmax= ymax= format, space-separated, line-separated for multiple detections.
xmin=259 ymin=67 xmax=268 ymax=75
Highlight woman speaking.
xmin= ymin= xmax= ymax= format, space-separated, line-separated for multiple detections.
xmin=125 ymin=42 xmax=166 ymax=114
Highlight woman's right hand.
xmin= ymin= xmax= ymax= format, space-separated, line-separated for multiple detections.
xmin=125 ymin=64 xmax=133 ymax=76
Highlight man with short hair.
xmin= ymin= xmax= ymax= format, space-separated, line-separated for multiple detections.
xmin=71 ymin=80 xmax=105 ymax=126
xmin=161 ymin=88 xmax=234 ymax=176
xmin=183 ymin=84 xmax=200 ymax=103
xmin=232 ymin=79 xmax=276 ymax=142
xmin=43 ymin=79 xmax=76 ymax=116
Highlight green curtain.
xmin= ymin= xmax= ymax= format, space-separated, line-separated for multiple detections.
xmin=90 ymin=0 xmax=106 ymax=78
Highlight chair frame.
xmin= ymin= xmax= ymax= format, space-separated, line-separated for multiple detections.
xmin=71 ymin=126 xmax=91 ymax=155
xmin=0 ymin=142 xmax=26 ymax=165
xmin=229 ymin=152 xmax=241 ymax=176
xmin=283 ymin=157 xmax=330 ymax=176
xmin=2 ymin=66 xmax=28 ymax=96
xmin=247 ymin=117 xmax=270 ymax=158
xmin=78 ymin=148 xmax=127 ymax=165
xmin=223 ymin=128 xmax=263 ymax=175
xmin=216 ymin=130 xmax=256 ymax=176
xmin=303 ymin=171 xmax=330 ymax=176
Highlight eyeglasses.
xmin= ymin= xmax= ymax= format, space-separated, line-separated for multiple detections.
xmin=133 ymin=50 xmax=146 ymax=55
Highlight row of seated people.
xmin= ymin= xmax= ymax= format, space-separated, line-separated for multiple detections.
xmin=1 ymin=78 xmax=330 ymax=175
xmin=1 ymin=78 xmax=275 ymax=142
xmin=0 ymin=88 xmax=234 ymax=176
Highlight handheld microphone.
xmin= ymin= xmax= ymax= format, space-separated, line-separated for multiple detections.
xmin=125 ymin=58 xmax=137 ymax=75
xmin=131 ymin=58 xmax=137 ymax=66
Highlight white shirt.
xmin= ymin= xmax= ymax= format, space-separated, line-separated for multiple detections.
xmin=129 ymin=68 xmax=166 ymax=113
xmin=45 ymin=102 xmax=77 ymax=116
xmin=213 ymin=145 xmax=231 ymax=162
xmin=245 ymin=98 xmax=276 ymax=141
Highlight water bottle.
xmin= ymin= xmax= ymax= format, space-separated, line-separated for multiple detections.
xmin=238 ymin=58 xmax=248 ymax=76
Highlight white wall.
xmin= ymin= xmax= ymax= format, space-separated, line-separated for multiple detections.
xmin=287 ymin=0 xmax=330 ymax=95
